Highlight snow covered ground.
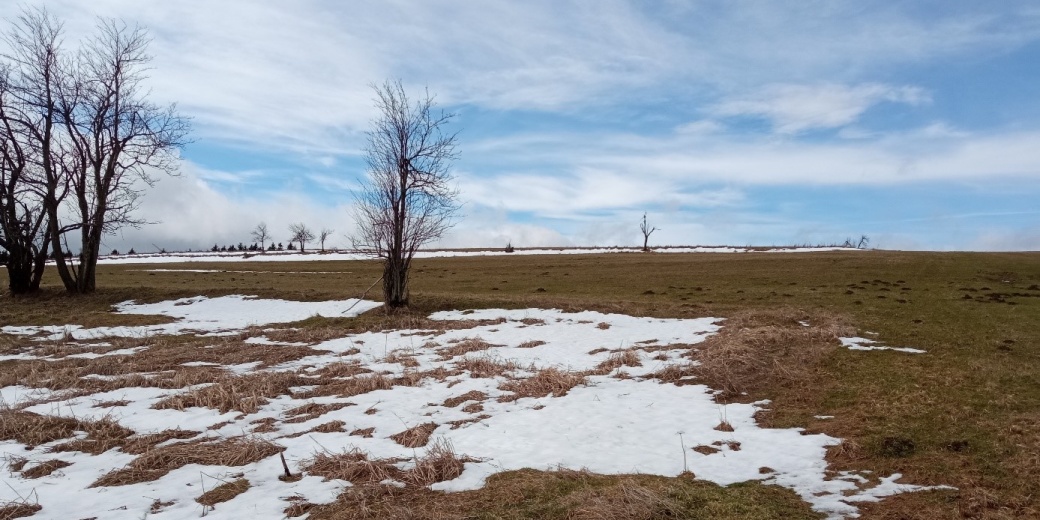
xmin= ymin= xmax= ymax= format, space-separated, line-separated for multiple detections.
xmin=0 ymin=297 xmax=947 ymax=519
xmin=88 ymin=246 xmax=856 ymax=265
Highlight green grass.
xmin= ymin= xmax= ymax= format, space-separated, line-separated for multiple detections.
xmin=2 ymin=250 xmax=1039 ymax=518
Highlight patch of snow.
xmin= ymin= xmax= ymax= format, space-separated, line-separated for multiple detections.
xmin=840 ymin=337 xmax=927 ymax=354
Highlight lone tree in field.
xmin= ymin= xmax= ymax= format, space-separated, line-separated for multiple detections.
xmin=318 ymin=228 xmax=333 ymax=252
xmin=289 ymin=223 xmax=314 ymax=253
xmin=251 ymin=222 xmax=270 ymax=252
xmin=640 ymin=212 xmax=657 ymax=252
xmin=353 ymin=80 xmax=460 ymax=309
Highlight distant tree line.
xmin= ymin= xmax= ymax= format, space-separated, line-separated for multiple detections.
xmin=0 ymin=8 xmax=189 ymax=294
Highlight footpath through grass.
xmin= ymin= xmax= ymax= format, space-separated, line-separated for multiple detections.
xmin=2 ymin=250 xmax=1038 ymax=519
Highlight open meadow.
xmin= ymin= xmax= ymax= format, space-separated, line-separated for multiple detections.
xmin=1 ymin=250 xmax=1038 ymax=519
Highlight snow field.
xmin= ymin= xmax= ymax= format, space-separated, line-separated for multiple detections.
xmin=0 ymin=297 xmax=947 ymax=519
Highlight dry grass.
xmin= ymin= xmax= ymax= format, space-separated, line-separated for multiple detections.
xmin=20 ymin=459 xmax=72 ymax=479
xmin=49 ymin=417 xmax=134 ymax=455
xmin=283 ymin=420 xmax=347 ymax=439
xmin=153 ymin=371 xmax=306 ymax=414
xmin=121 ymin=429 xmax=200 ymax=454
xmin=196 ymin=478 xmax=250 ymax=506
xmin=516 ymin=340 xmax=546 ymax=348
xmin=403 ymin=439 xmax=478 ymax=487
xmin=283 ymin=402 xmax=354 ymax=423
xmin=453 ymin=354 xmax=520 ymax=378
xmin=442 ymin=391 xmax=488 ymax=408
xmin=304 ymin=448 xmax=405 ymax=484
xmin=91 ymin=437 xmax=283 ymax=487
xmin=590 ymin=349 xmax=642 ymax=375
xmin=692 ymin=308 xmax=855 ymax=398
xmin=498 ymin=368 xmax=586 ymax=402
xmin=0 ymin=410 xmax=81 ymax=447
xmin=437 ymin=337 xmax=496 ymax=360
xmin=390 ymin=422 xmax=438 ymax=448
xmin=0 ymin=501 xmax=42 ymax=520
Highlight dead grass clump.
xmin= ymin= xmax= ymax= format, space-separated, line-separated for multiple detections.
xmin=454 ymin=355 xmax=519 ymax=378
xmin=519 ymin=318 xmax=545 ymax=326
xmin=516 ymin=340 xmax=546 ymax=349
xmin=0 ymin=500 xmax=42 ymax=519
xmin=311 ymin=361 xmax=369 ymax=379
xmin=50 ymin=417 xmax=134 ymax=455
xmin=596 ymin=322 xmax=611 ymax=330
xmin=403 ymin=439 xmax=478 ymax=487
xmin=91 ymin=437 xmax=283 ymax=487
xmin=498 ymin=368 xmax=586 ymax=402
xmin=0 ymin=410 xmax=81 ymax=447
xmin=443 ymin=391 xmax=488 ymax=408
xmin=692 ymin=308 xmax=856 ymax=398
xmin=21 ymin=459 xmax=72 ymax=479
xmin=350 ymin=427 xmax=375 ymax=438
xmin=5 ymin=456 xmax=28 ymax=472
xmin=283 ymin=421 xmax=348 ymax=439
xmin=250 ymin=417 xmax=279 ymax=433
xmin=153 ymin=371 xmax=306 ymax=414
xmin=437 ymin=337 xmax=496 ymax=360
xmin=591 ymin=350 xmax=642 ymax=375
xmin=304 ymin=448 xmax=404 ymax=484
xmin=283 ymin=402 xmax=353 ymax=423
xmin=121 ymin=429 xmax=200 ymax=455
xmin=461 ymin=403 xmax=484 ymax=414
xmin=645 ymin=363 xmax=699 ymax=385
xmin=196 ymin=478 xmax=250 ymax=506
xmin=383 ymin=351 xmax=421 ymax=368
xmin=91 ymin=399 xmax=130 ymax=408
xmin=301 ymin=373 xmax=396 ymax=399
xmin=390 ymin=422 xmax=438 ymax=448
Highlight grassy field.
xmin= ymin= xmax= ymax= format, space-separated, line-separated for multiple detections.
xmin=2 ymin=250 xmax=1038 ymax=519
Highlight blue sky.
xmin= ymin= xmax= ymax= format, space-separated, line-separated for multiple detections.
xmin=23 ymin=0 xmax=1040 ymax=251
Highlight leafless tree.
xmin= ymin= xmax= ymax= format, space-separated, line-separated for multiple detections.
xmin=251 ymin=222 xmax=270 ymax=252
xmin=318 ymin=228 xmax=333 ymax=252
xmin=640 ymin=212 xmax=657 ymax=252
xmin=352 ymin=80 xmax=460 ymax=309
xmin=289 ymin=222 xmax=315 ymax=253
xmin=0 ymin=9 xmax=69 ymax=294
xmin=51 ymin=18 xmax=190 ymax=293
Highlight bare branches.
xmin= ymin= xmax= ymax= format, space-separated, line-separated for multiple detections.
xmin=318 ymin=228 xmax=333 ymax=253
xmin=352 ymin=80 xmax=460 ymax=308
xmin=289 ymin=223 xmax=315 ymax=253
xmin=250 ymin=223 xmax=270 ymax=252
xmin=640 ymin=213 xmax=657 ymax=252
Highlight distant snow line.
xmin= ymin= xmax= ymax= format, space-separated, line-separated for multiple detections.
xmin=84 ymin=246 xmax=857 ymax=265
xmin=0 ymin=299 xmax=950 ymax=519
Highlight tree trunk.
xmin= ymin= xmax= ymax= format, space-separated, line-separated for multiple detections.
xmin=643 ymin=235 xmax=649 ymax=252
xmin=382 ymin=259 xmax=409 ymax=309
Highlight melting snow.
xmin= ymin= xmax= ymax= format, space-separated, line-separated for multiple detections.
xmin=840 ymin=337 xmax=927 ymax=354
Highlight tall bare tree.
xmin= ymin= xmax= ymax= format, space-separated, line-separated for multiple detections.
xmin=640 ymin=212 xmax=657 ymax=252
xmin=251 ymin=222 xmax=270 ymax=252
xmin=318 ymin=228 xmax=333 ymax=252
xmin=53 ymin=19 xmax=189 ymax=293
xmin=289 ymin=222 xmax=314 ymax=253
xmin=0 ymin=9 xmax=70 ymax=294
xmin=352 ymin=80 xmax=460 ymax=309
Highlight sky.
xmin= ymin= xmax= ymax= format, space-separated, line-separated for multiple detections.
xmin=11 ymin=0 xmax=1040 ymax=251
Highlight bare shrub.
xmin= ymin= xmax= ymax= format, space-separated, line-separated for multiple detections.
xmin=499 ymin=368 xmax=586 ymax=402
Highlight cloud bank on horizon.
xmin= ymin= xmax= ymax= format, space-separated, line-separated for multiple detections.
xmin=15 ymin=0 xmax=1040 ymax=252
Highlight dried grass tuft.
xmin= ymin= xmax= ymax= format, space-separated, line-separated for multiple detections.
xmin=403 ymin=438 xmax=479 ymax=487
xmin=692 ymin=308 xmax=856 ymax=398
xmin=153 ymin=372 xmax=306 ymax=414
xmin=498 ymin=368 xmax=586 ymax=402
xmin=454 ymin=354 xmax=519 ymax=379
xmin=516 ymin=340 xmax=546 ymax=349
xmin=20 ymin=459 xmax=72 ymax=479
xmin=304 ymin=447 xmax=404 ymax=484
xmin=0 ymin=500 xmax=42 ymax=519
xmin=390 ymin=422 xmax=438 ymax=448
xmin=0 ymin=410 xmax=80 ymax=447
xmin=50 ymin=417 xmax=134 ymax=455
xmin=590 ymin=350 xmax=642 ymax=375
xmin=196 ymin=478 xmax=250 ymax=506
xmin=91 ymin=437 xmax=282 ymax=487
xmin=437 ymin=337 xmax=496 ymax=360
xmin=442 ymin=391 xmax=488 ymax=408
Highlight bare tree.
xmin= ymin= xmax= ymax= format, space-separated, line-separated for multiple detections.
xmin=318 ymin=228 xmax=333 ymax=253
xmin=251 ymin=222 xmax=270 ymax=252
xmin=640 ymin=212 xmax=657 ymax=252
xmin=51 ymin=18 xmax=190 ymax=293
xmin=289 ymin=222 xmax=314 ymax=253
xmin=352 ymin=80 xmax=460 ymax=309
xmin=0 ymin=9 xmax=68 ymax=294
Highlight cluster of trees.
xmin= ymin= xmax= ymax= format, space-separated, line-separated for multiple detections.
xmin=0 ymin=8 xmax=188 ymax=294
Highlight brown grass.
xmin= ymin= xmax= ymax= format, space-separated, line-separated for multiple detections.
xmin=20 ymin=459 xmax=72 ymax=479
xmin=692 ymin=308 xmax=855 ymax=398
xmin=350 ymin=427 xmax=375 ymax=438
xmin=516 ymin=340 xmax=546 ymax=349
xmin=0 ymin=501 xmax=42 ymax=520
xmin=498 ymin=368 xmax=586 ymax=402
xmin=403 ymin=439 xmax=479 ymax=487
xmin=442 ymin=391 xmax=488 ymax=408
xmin=283 ymin=420 xmax=348 ymax=439
xmin=121 ymin=429 xmax=201 ymax=454
xmin=0 ymin=410 xmax=81 ymax=447
xmin=49 ymin=416 xmax=135 ymax=455
xmin=304 ymin=448 xmax=405 ymax=484
xmin=453 ymin=354 xmax=520 ymax=378
xmin=153 ymin=371 xmax=306 ymax=414
xmin=390 ymin=422 xmax=438 ymax=448
xmin=590 ymin=350 xmax=642 ymax=375
xmin=91 ymin=437 xmax=283 ymax=487
xmin=283 ymin=402 xmax=354 ymax=423
xmin=437 ymin=337 xmax=496 ymax=360
xmin=196 ymin=478 xmax=250 ymax=506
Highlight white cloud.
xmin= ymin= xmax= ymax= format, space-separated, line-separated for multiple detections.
xmin=710 ymin=83 xmax=930 ymax=134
